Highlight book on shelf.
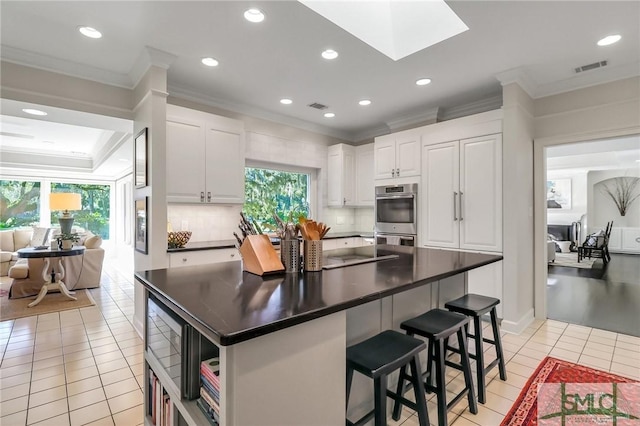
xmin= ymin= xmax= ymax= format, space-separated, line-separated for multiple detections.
xmin=200 ymin=375 xmax=220 ymax=401
xmin=200 ymin=387 xmax=220 ymax=413
xmin=196 ymin=398 xmax=219 ymax=426
xmin=201 ymin=357 xmax=220 ymax=386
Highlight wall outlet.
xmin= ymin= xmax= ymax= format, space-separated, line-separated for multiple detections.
xmin=181 ymin=220 xmax=189 ymax=231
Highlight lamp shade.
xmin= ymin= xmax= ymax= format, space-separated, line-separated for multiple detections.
xmin=50 ymin=193 xmax=81 ymax=211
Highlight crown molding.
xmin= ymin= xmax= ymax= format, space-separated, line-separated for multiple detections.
xmin=384 ymin=107 xmax=440 ymax=132
xmin=495 ymin=67 xmax=537 ymax=98
xmin=439 ymin=94 xmax=503 ymax=121
xmin=129 ymin=46 xmax=177 ymax=88
xmin=167 ymin=83 xmax=355 ymax=142
xmin=0 ymin=45 xmax=133 ymax=89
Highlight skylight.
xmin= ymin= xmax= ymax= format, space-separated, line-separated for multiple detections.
xmin=298 ymin=0 xmax=468 ymax=61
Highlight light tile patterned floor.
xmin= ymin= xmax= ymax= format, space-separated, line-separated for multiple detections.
xmin=0 ymin=260 xmax=143 ymax=426
xmin=2 ymin=260 xmax=640 ymax=425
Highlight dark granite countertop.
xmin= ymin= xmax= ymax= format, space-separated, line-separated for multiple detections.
xmin=166 ymin=239 xmax=237 ymax=252
xmin=137 ymin=245 xmax=502 ymax=346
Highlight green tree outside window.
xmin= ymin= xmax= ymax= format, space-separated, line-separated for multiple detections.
xmin=243 ymin=167 xmax=310 ymax=231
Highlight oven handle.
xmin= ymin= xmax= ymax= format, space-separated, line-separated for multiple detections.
xmin=375 ymin=194 xmax=415 ymax=200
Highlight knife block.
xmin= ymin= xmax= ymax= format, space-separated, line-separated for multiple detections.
xmin=239 ymin=235 xmax=285 ymax=276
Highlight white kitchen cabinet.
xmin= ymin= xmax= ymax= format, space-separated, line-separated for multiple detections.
xmin=355 ymin=144 xmax=375 ymax=206
xmin=323 ymin=237 xmax=371 ymax=251
xmin=166 ymin=105 xmax=245 ymax=204
xmin=422 ymin=134 xmax=502 ymax=252
xmin=327 ymin=144 xmax=355 ymax=207
xmin=467 ymin=262 xmax=503 ymax=317
xmin=169 ymin=248 xmax=239 ymax=268
xmin=606 ymin=227 xmax=640 ymax=254
xmin=374 ymin=132 xmax=420 ymax=180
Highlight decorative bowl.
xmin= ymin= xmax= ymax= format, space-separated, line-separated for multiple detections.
xmin=168 ymin=231 xmax=192 ymax=249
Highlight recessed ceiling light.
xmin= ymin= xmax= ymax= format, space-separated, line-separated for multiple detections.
xmin=359 ymin=100 xmax=372 ymax=106
xmin=324 ymin=112 xmax=335 ymax=118
xmin=416 ymin=78 xmax=432 ymax=86
xmin=78 ymin=26 xmax=102 ymax=39
xmin=244 ymin=8 xmax=265 ymax=23
xmin=597 ymin=34 xmax=621 ymax=46
xmin=201 ymin=57 xmax=219 ymax=67
xmin=322 ymin=49 xmax=339 ymax=60
xmin=22 ymin=108 xmax=47 ymax=116
xmin=280 ymin=98 xmax=293 ymax=105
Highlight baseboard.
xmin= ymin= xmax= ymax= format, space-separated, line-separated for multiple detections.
xmin=501 ymin=308 xmax=534 ymax=335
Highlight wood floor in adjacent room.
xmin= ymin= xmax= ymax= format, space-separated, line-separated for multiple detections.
xmin=547 ymin=253 xmax=640 ymax=337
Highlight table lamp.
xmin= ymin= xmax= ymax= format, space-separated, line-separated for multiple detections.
xmin=50 ymin=193 xmax=81 ymax=235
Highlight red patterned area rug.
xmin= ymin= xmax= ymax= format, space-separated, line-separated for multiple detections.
xmin=501 ymin=356 xmax=639 ymax=425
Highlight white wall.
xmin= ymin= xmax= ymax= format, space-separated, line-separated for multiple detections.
xmin=546 ymin=171 xmax=587 ymax=225
xmin=588 ymin=169 xmax=640 ymax=229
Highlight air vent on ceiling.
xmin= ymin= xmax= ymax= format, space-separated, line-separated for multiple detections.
xmin=308 ymin=102 xmax=328 ymax=110
xmin=574 ymin=60 xmax=607 ymax=73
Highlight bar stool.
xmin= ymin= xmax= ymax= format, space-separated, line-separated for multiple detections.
xmin=346 ymin=330 xmax=430 ymax=426
xmin=394 ymin=309 xmax=477 ymax=426
xmin=444 ymin=294 xmax=507 ymax=404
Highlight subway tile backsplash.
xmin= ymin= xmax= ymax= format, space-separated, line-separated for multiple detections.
xmin=168 ymin=204 xmax=374 ymax=242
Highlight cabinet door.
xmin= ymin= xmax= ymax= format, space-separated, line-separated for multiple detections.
xmin=422 ymin=141 xmax=459 ymax=248
xmin=327 ymin=148 xmax=343 ymax=206
xmin=621 ymin=228 xmax=640 ymax=253
xmin=396 ymin=136 xmax=420 ymax=178
xmin=459 ymin=134 xmax=502 ymax=252
xmin=166 ymin=118 xmax=206 ymax=203
xmin=343 ymin=148 xmax=356 ymax=205
xmin=374 ymin=138 xmax=396 ymax=180
xmin=355 ymin=144 xmax=374 ymax=206
xmin=205 ymin=128 xmax=245 ymax=204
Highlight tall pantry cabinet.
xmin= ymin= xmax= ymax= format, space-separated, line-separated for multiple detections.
xmin=422 ymin=134 xmax=502 ymax=252
xmin=419 ymin=110 xmax=504 ymax=316
xmin=166 ymin=104 xmax=245 ymax=204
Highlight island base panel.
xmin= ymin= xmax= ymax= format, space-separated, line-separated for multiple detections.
xmin=223 ymin=311 xmax=346 ymax=426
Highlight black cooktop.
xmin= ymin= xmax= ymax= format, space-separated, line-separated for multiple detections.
xmin=322 ymin=245 xmax=399 ymax=269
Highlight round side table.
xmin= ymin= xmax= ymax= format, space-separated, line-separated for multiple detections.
xmin=17 ymin=246 xmax=86 ymax=308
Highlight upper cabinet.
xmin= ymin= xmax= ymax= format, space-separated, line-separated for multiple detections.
xmin=422 ymin=134 xmax=502 ymax=252
xmin=374 ymin=132 xmax=420 ymax=180
xmin=166 ymin=105 xmax=245 ymax=204
xmin=355 ymin=144 xmax=375 ymax=206
xmin=327 ymin=143 xmax=374 ymax=207
xmin=328 ymin=144 xmax=355 ymax=207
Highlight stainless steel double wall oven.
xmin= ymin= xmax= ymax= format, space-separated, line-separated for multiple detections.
xmin=374 ymin=183 xmax=417 ymax=246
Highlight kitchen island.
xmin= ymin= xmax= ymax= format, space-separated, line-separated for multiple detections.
xmin=136 ymin=245 xmax=502 ymax=426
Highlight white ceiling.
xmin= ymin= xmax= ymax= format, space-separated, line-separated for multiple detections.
xmin=1 ymin=1 xmax=639 ymax=179
xmin=547 ymin=135 xmax=640 ymax=174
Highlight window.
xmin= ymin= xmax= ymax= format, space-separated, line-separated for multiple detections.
xmin=0 ymin=180 xmax=41 ymax=228
xmin=244 ymin=166 xmax=310 ymax=231
xmin=51 ymin=183 xmax=111 ymax=239
xmin=0 ymin=178 xmax=111 ymax=239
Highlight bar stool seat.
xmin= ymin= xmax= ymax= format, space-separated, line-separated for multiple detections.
xmin=346 ymin=330 xmax=430 ymax=426
xmin=395 ymin=309 xmax=477 ymax=426
xmin=445 ymin=294 xmax=507 ymax=404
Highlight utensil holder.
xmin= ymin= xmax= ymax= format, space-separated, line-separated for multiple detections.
xmin=281 ymin=239 xmax=301 ymax=273
xmin=303 ymin=240 xmax=323 ymax=272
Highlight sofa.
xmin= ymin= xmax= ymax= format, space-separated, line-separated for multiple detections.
xmin=5 ymin=228 xmax=105 ymax=299
xmin=0 ymin=227 xmax=49 ymax=276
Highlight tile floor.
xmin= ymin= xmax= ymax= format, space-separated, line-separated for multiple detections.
xmin=2 ymin=259 xmax=640 ymax=426
xmin=0 ymin=260 xmax=144 ymax=426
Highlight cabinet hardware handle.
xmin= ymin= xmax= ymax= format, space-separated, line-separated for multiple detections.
xmin=182 ymin=258 xmax=187 ymax=262
xmin=343 ymin=197 xmax=346 ymax=205
xmin=459 ymin=191 xmax=464 ymax=221
xmin=391 ymin=169 xmax=395 ymax=177
xmin=207 ymin=192 xmax=212 ymax=202
xmin=636 ymin=237 xmax=640 ymax=243
xmin=230 ymin=253 xmax=235 ymax=257
xmin=453 ymin=192 xmax=458 ymax=221
xmin=396 ymin=168 xmax=399 ymax=177
xmin=200 ymin=192 xmax=205 ymax=202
